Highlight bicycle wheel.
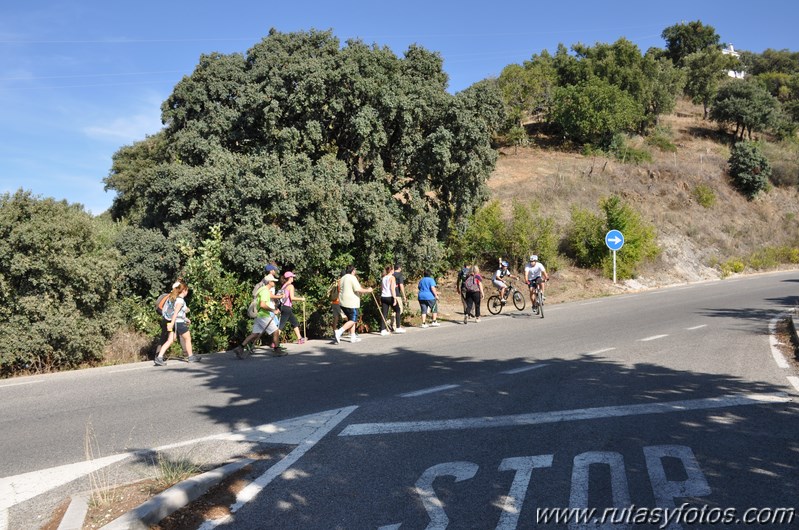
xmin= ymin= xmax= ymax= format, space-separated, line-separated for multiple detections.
xmin=486 ymin=295 xmax=503 ymax=315
xmin=512 ymin=290 xmax=525 ymax=311
xmin=537 ymin=290 xmax=544 ymax=318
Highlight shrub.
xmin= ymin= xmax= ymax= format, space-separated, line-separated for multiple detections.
xmin=565 ymin=195 xmax=659 ymax=280
xmin=728 ymin=141 xmax=771 ymax=200
xmin=720 ymin=257 xmax=745 ymax=277
xmin=0 ymin=191 xmax=122 ymax=377
xmin=646 ymin=126 xmax=678 ymax=153
xmin=692 ymin=184 xmax=716 ymax=208
xmin=608 ymin=134 xmax=653 ymax=164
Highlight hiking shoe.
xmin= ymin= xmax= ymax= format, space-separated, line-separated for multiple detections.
xmin=153 ymin=356 xmax=166 ymax=366
xmin=463 ymin=316 xmax=467 ymax=324
xmin=394 ymin=327 xmax=406 ymax=334
xmin=334 ymin=329 xmax=342 ymax=344
xmin=271 ymin=347 xmax=288 ymax=357
xmin=234 ymin=346 xmax=249 ymax=360
xmin=351 ymin=336 xmax=362 ymax=343
xmin=380 ymin=329 xmax=390 ymax=336
xmin=245 ymin=343 xmax=254 ymax=353
xmin=298 ymin=337 xmax=306 ymax=345
xmin=475 ymin=318 xmax=481 ymax=323
xmin=430 ymin=321 xmax=440 ymax=327
xmin=187 ymin=355 xmax=200 ymax=363
xmin=500 ymin=300 xmax=506 ymax=305
xmin=421 ymin=323 xmax=429 ymax=328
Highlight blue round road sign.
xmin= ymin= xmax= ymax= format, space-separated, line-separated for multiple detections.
xmin=605 ymin=230 xmax=624 ymax=251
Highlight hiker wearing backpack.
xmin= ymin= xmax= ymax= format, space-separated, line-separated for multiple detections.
xmin=456 ymin=262 xmax=471 ymax=317
xmin=392 ymin=262 xmax=407 ymax=333
xmin=463 ymin=266 xmax=485 ymax=324
xmin=154 ymin=280 xmax=199 ymax=365
xmin=234 ymin=272 xmax=286 ymax=358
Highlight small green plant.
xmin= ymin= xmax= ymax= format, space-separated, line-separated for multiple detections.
xmin=646 ymin=127 xmax=677 ymax=152
xmin=153 ymin=451 xmax=203 ymax=489
xmin=720 ymin=258 xmax=745 ymax=278
xmin=692 ymin=184 xmax=716 ymax=208
xmin=608 ymin=134 xmax=652 ymax=164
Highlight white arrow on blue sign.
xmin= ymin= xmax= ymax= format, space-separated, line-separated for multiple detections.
xmin=605 ymin=230 xmax=625 ymax=251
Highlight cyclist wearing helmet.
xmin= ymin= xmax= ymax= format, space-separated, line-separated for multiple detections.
xmin=492 ymin=258 xmax=517 ymax=304
xmin=524 ymin=255 xmax=549 ymax=307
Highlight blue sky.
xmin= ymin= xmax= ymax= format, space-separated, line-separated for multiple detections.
xmin=1 ymin=1 xmax=796 ymax=215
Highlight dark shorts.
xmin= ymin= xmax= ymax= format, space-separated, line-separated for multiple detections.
xmin=528 ymin=277 xmax=543 ymax=288
xmin=419 ymin=299 xmax=437 ymax=315
xmin=341 ymin=306 xmax=358 ymax=322
xmin=174 ymin=321 xmax=190 ymax=336
xmin=279 ymin=305 xmax=300 ymax=330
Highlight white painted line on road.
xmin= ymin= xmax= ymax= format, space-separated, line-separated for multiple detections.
xmin=198 ymin=406 xmax=358 ymax=530
xmin=339 ymin=393 xmax=790 ymax=436
xmin=502 ymin=364 xmax=548 ymax=375
xmin=0 ymin=380 xmax=43 ymax=389
xmin=686 ymin=325 xmax=707 ymax=330
xmin=639 ymin=334 xmax=668 ymax=342
xmin=769 ymin=315 xmax=789 ymax=369
xmin=787 ymin=377 xmax=799 ymax=393
xmin=0 ymin=408 xmax=355 ymax=517
xmin=400 ymin=384 xmax=460 ymax=398
xmin=586 ymin=348 xmax=616 ymax=356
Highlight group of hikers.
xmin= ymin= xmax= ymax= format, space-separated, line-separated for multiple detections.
xmin=152 ymin=255 xmax=549 ymax=365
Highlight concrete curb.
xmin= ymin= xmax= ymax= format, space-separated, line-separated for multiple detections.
xmin=98 ymin=457 xmax=255 ymax=530
xmin=56 ymin=492 xmax=88 ymax=530
xmin=790 ymin=314 xmax=799 ymax=350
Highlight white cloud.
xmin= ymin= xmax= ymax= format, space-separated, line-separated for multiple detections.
xmin=82 ymin=108 xmax=163 ymax=143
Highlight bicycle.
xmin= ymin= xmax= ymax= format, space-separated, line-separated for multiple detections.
xmin=529 ymin=279 xmax=546 ymax=318
xmin=486 ymin=282 xmax=526 ymax=315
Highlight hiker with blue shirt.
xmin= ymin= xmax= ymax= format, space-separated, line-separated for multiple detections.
xmin=417 ymin=270 xmax=440 ymax=328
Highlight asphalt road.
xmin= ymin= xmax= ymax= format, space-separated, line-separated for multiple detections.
xmin=2 ymin=271 xmax=798 ymax=529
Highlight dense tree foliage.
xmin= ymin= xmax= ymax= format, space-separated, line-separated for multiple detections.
xmin=684 ymin=47 xmax=741 ymax=119
xmin=710 ymin=80 xmax=780 ymax=140
xmin=661 ymin=21 xmax=720 ymax=66
xmin=0 ymin=191 xmax=121 ymax=375
xmin=105 ymin=29 xmax=503 ymax=283
xmin=550 ymin=78 xmax=642 ymax=147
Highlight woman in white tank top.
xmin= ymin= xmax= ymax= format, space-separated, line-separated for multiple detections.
xmin=380 ymin=264 xmax=397 ymax=335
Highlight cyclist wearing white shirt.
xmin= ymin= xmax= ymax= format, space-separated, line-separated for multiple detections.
xmin=492 ymin=258 xmax=516 ymax=304
xmin=524 ymin=254 xmax=549 ymax=306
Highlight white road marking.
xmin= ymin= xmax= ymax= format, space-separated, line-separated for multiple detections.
xmin=502 ymin=364 xmax=548 ymax=375
xmin=339 ymin=393 xmax=790 ymax=436
xmin=686 ymin=325 xmax=707 ymax=330
xmin=197 ymin=406 xmax=357 ymax=530
xmin=639 ymin=334 xmax=669 ymax=342
xmin=400 ymin=384 xmax=460 ymax=398
xmin=586 ymin=347 xmax=616 ymax=356
xmin=0 ymin=380 xmax=42 ymax=389
xmin=769 ymin=315 xmax=789 ymax=369
xmin=578 ymin=301 xmax=602 ymax=306
xmin=0 ymin=408 xmax=354 ymax=516
xmin=788 ymin=377 xmax=799 ymax=393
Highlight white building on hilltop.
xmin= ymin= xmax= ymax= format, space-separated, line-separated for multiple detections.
xmin=722 ymin=44 xmax=746 ymax=79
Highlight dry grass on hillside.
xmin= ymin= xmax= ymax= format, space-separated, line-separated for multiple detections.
xmin=487 ymin=99 xmax=799 ymax=293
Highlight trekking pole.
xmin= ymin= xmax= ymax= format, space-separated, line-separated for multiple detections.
xmin=370 ymin=290 xmax=391 ymax=332
xmin=302 ymin=299 xmax=306 ymax=337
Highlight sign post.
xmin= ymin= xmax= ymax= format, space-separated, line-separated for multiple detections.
xmin=604 ymin=230 xmax=625 ymax=284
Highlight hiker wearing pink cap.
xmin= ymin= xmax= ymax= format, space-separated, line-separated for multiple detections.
xmin=277 ymin=271 xmax=306 ymax=345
